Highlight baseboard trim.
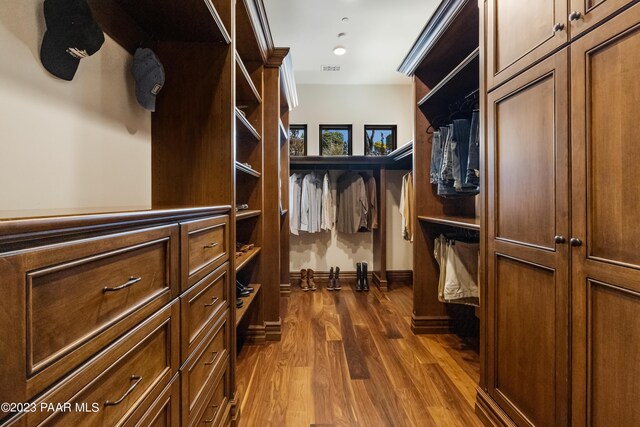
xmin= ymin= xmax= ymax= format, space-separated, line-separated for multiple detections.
xmin=411 ymin=314 xmax=455 ymax=334
xmin=289 ymin=270 xmax=372 ymax=289
xmin=264 ymin=320 xmax=282 ymax=341
xmin=372 ymin=272 xmax=388 ymax=292
xmin=244 ymin=324 xmax=266 ymax=344
xmin=387 ymin=270 xmax=413 ymax=285
xmin=280 ymin=283 xmax=291 ymax=295
xmin=230 ymin=392 xmax=240 ymax=426
xmin=475 ymin=388 xmax=515 ymax=427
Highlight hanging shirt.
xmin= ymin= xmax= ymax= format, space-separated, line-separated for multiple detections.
xmin=289 ymin=173 xmax=304 ymax=235
xmin=321 ymin=172 xmax=334 ymax=231
xmin=300 ymin=171 xmax=323 ymax=233
xmin=400 ymin=172 xmax=414 ymax=241
xmin=336 ymin=171 xmax=368 ymax=234
xmin=365 ymin=175 xmax=378 ymax=230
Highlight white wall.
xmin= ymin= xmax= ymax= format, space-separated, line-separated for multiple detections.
xmin=0 ymin=1 xmax=151 ymax=217
xmin=289 ymin=84 xmax=413 ymax=272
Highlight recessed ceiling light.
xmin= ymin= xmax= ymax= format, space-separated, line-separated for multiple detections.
xmin=341 ymin=17 xmax=349 ymax=23
xmin=333 ymin=46 xmax=347 ymax=56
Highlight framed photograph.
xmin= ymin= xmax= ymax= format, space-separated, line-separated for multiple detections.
xmin=289 ymin=124 xmax=307 ymax=156
xmin=364 ymin=125 xmax=397 ymax=156
xmin=320 ymin=124 xmax=352 ymax=156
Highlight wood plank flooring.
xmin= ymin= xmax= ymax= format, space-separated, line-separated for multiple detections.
xmin=236 ymin=283 xmax=482 ymax=427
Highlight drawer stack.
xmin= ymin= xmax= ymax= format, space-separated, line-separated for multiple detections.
xmin=0 ymin=207 xmax=232 ymax=427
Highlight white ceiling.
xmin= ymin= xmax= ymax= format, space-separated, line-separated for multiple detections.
xmin=264 ymin=0 xmax=441 ymax=85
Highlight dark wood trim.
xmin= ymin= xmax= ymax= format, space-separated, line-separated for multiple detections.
xmin=398 ymin=0 xmax=474 ymax=75
xmin=372 ymin=272 xmax=389 ymax=292
xmin=319 ymin=124 xmax=353 ymax=156
xmin=0 ymin=206 xmax=231 ymax=247
xmin=387 ymin=270 xmax=413 ymax=285
xmin=265 ymin=47 xmax=290 ymax=68
xmin=364 ymin=125 xmax=398 ymax=156
xmin=411 ymin=315 xmax=455 ymax=334
xmin=280 ymin=283 xmax=291 ymax=295
xmin=289 ymin=124 xmax=308 ymax=157
xmin=264 ymin=320 xmax=282 ymax=341
xmin=244 ymin=325 xmax=267 ymax=344
xmin=475 ymin=388 xmax=516 ymax=427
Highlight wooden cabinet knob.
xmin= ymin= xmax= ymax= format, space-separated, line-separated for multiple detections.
xmin=569 ymin=11 xmax=582 ymax=21
xmin=554 ymin=235 xmax=566 ymax=244
xmin=553 ymin=23 xmax=565 ymax=32
xmin=570 ymin=238 xmax=583 ymax=247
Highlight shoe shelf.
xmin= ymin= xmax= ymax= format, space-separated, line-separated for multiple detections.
xmin=236 ymin=283 xmax=261 ymax=327
xmin=236 ymin=209 xmax=261 ymax=221
xmin=418 ymin=215 xmax=480 ymax=231
xmin=235 ymin=51 xmax=262 ymax=107
xmin=235 ymin=246 xmax=261 ymax=273
xmin=235 ymin=161 xmax=261 ymax=178
xmin=235 ymin=108 xmax=261 ymax=144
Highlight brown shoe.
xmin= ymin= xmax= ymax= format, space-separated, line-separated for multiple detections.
xmin=307 ymin=269 xmax=317 ymax=291
xmin=300 ymin=268 xmax=309 ymax=291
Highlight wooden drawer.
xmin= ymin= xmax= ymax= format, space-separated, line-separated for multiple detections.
xmin=21 ymin=302 xmax=180 ymax=426
xmin=123 ymin=375 xmax=180 ymax=427
xmin=181 ymin=313 xmax=229 ymax=426
xmin=193 ymin=367 xmax=229 ymax=427
xmin=181 ymin=262 xmax=229 ymax=361
xmin=0 ymin=225 xmax=178 ymax=406
xmin=181 ymin=216 xmax=229 ymax=291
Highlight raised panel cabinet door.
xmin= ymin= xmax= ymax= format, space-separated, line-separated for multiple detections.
xmin=486 ymin=50 xmax=570 ymax=426
xmin=486 ymin=0 xmax=568 ymax=90
xmin=569 ymin=0 xmax=638 ymax=37
xmin=570 ymin=4 xmax=640 ymax=425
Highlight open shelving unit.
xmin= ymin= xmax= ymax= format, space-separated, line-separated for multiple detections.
xmin=399 ymin=0 xmax=480 ymax=335
xmin=236 ymin=284 xmax=262 ymax=326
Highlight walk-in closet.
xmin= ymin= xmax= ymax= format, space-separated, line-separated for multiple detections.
xmin=1 ymin=0 xmax=638 ymax=425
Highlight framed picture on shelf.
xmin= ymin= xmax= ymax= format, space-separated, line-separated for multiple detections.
xmin=320 ymin=124 xmax=352 ymax=156
xmin=289 ymin=124 xmax=307 ymax=156
xmin=364 ymin=125 xmax=397 ymax=156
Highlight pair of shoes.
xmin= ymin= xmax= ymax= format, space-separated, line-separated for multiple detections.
xmin=236 ymin=298 xmax=244 ymax=308
xmin=300 ymin=269 xmax=317 ymax=292
xmin=236 ymin=280 xmax=254 ymax=298
xmin=327 ymin=267 xmax=342 ymax=291
xmin=355 ymin=262 xmax=369 ymax=292
xmin=236 ymin=242 xmax=255 ymax=253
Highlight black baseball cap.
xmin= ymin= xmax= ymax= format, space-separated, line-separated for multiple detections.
xmin=40 ymin=0 xmax=105 ymax=81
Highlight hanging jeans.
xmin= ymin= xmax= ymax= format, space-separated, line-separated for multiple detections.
xmin=451 ymin=119 xmax=478 ymax=195
xmin=437 ymin=125 xmax=458 ymax=197
xmin=466 ymin=110 xmax=480 ymax=187
xmin=429 ymin=130 xmax=443 ymax=184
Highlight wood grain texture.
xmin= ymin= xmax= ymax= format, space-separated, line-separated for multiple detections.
xmin=236 ymin=284 xmax=482 ymax=426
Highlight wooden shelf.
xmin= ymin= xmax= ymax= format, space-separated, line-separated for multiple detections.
xmin=236 ymin=210 xmax=261 ymax=221
xmin=235 ymin=108 xmax=261 ymax=144
xmin=235 ymin=247 xmax=261 ymax=273
xmin=95 ymin=0 xmax=231 ymax=46
xmin=418 ymin=215 xmax=480 ymax=230
xmin=236 ymin=51 xmax=262 ymax=107
xmin=235 ymin=162 xmax=261 ymax=178
xmin=290 ymin=151 xmax=413 ymax=170
xmin=417 ymin=48 xmax=479 ymax=121
xmin=236 ymin=283 xmax=261 ymax=326
xmin=279 ymin=119 xmax=288 ymax=142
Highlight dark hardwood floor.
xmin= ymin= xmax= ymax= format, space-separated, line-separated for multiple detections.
xmin=236 ymin=283 xmax=482 ymax=427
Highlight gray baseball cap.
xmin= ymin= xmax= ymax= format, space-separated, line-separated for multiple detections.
xmin=131 ymin=48 xmax=165 ymax=112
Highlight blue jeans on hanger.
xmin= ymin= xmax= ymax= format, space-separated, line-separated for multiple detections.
xmin=466 ymin=110 xmax=480 ymax=187
xmin=438 ymin=125 xmax=458 ymax=197
xmin=430 ymin=130 xmax=443 ymax=184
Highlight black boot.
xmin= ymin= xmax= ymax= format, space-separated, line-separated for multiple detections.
xmin=236 ymin=281 xmax=250 ymax=297
xmin=356 ymin=263 xmax=363 ymax=292
xmin=334 ymin=267 xmax=341 ymax=290
xmin=327 ymin=267 xmax=335 ymax=291
xmin=362 ymin=262 xmax=369 ymax=292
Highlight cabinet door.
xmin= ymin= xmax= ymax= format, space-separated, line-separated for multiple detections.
xmin=486 ymin=50 xmax=569 ymax=426
xmin=486 ymin=0 xmax=568 ymax=89
xmin=569 ymin=0 xmax=637 ymax=37
xmin=571 ymin=4 xmax=640 ymax=426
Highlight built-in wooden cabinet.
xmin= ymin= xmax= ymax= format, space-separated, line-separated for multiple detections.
xmin=486 ymin=0 xmax=568 ymax=89
xmin=485 ymin=50 xmax=570 ymax=427
xmin=568 ymin=0 xmax=637 ymax=36
xmin=570 ymin=4 xmax=640 ymax=425
xmin=479 ymin=1 xmax=640 ymax=426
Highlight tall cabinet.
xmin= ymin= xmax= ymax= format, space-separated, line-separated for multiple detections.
xmin=477 ymin=0 xmax=640 ymax=426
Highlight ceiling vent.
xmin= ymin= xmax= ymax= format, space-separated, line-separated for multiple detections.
xmin=322 ymin=65 xmax=341 ymax=72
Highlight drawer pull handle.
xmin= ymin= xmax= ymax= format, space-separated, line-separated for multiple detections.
xmin=203 ymin=405 xmax=220 ymax=423
xmin=204 ymin=351 xmax=219 ymax=366
xmin=103 ymin=276 xmax=142 ymax=292
xmin=204 ymin=297 xmax=219 ymax=307
xmin=104 ymin=375 xmax=142 ymax=407
xmin=204 ymin=242 xmax=219 ymax=249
